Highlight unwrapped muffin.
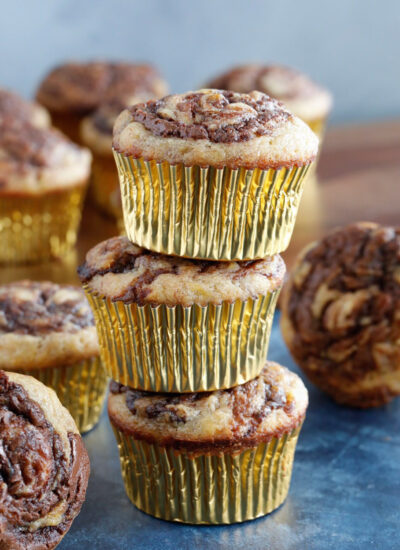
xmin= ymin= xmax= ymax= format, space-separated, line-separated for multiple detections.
xmin=79 ymin=235 xmax=285 ymax=392
xmin=36 ymin=61 xmax=168 ymax=143
xmin=0 ymin=87 xmax=50 ymax=128
xmin=109 ymin=361 xmax=308 ymax=523
xmin=206 ymin=64 xmax=332 ymax=138
xmin=0 ymin=117 xmax=91 ymax=263
xmin=281 ymin=222 xmax=400 ymax=407
xmin=0 ymin=370 xmax=90 ymax=549
xmin=113 ymin=88 xmax=318 ymax=260
xmin=0 ymin=280 xmax=108 ymax=431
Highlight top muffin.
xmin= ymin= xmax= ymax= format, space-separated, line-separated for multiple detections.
xmin=36 ymin=61 xmax=168 ymax=114
xmin=113 ymin=89 xmax=319 ymax=169
xmin=0 ymin=88 xmax=50 ymax=128
xmin=206 ymin=65 xmax=332 ymax=122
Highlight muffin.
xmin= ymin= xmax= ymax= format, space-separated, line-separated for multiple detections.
xmin=109 ymin=361 xmax=308 ymax=523
xmin=0 ymin=370 xmax=90 ymax=549
xmin=281 ymin=222 xmax=400 ymax=407
xmin=80 ymin=67 xmax=168 ymax=218
xmin=0 ymin=280 xmax=108 ymax=431
xmin=113 ymin=89 xmax=318 ymax=260
xmin=0 ymin=87 xmax=51 ymax=128
xmin=206 ymin=64 xmax=332 ymax=138
xmin=79 ymin=236 xmax=285 ymax=392
xmin=36 ymin=61 xmax=168 ymax=143
xmin=0 ymin=117 xmax=91 ymax=263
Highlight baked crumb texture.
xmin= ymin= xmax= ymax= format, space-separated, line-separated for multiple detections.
xmin=281 ymin=222 xmax=400 ymax=407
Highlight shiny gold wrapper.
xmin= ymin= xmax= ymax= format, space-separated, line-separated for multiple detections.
xmin=112 ymin=425 xmax=302 ymax=524
xmin=90 ymin=153 xmax=121 ymax=218
xmin=85 ymin=287 xmax=280 ymax=392
xmin=114 ymin=152 xmax=311 ymax=260
xmin=304 ymin=116 xmax=327 ymax=179
xmin=18 ymin=357 xmax=108 ymax=433
xmin=0 ymin=185 xmax=86 ymax=264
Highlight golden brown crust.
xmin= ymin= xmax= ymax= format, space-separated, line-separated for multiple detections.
xmin=36 ymin=61 xmax=168 ymax=113
xmin=0 ymin=370 xmax=90 ymax=550
xmin=281 ymin=222 xmax=400 ymax=407
xmin=108 ymin=362 xmax=308 ymax=453
xmin=78 ymin=236 xmax=285 ymax=306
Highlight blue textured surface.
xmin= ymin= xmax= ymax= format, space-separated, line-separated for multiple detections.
xmin=60 ymin=314 xmax=400 ymax=550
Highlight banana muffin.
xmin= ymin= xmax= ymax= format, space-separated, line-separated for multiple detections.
xmin=109 ymin=361 xmax=308 ymax=523
xmin=79 ymin=235 xmax=285 ymax=392
xmin=0 ymin=280 xmax=108 ymax=431
xmin=36 ymin=61 xmax=168 ymax=142
xmin=0 ymin=87 xmax=50 ymax=128
xmin=0 ymin=370 xmax=90 ymax=549
xmin=281 ymin=222 xmax=400 ymax=407
xmin=206 ymin=64 xmax=332 ymax=137
xmin=113 ymin=89 xmax=318 ymax=259
xmin=0 ymin=117 xmax=91 ymax=263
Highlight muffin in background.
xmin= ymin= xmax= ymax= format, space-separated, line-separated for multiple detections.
xmin=0 ymin=117 xmax=91 ymax=264
xmin=206 ymin=64 xmax=332 ymax=138
xmin=281 ymin=222 xmax=400 ymax=408
xmin=36 ymin=61 xmax=168 ymax=143
xmin=109 ymin=361 xmax=308 ymax=524
xmin=0 ymin=280 xmax=108 ymax=432
xmin=0 ymin=87 xmax=50 ymax=127
xmin=113 ymin=89 xmax=318 ymax=260
xmin=0 ymin=370 xmax=90 ymax=549
xmin=79 ymin=236 xmax=284 ymax=392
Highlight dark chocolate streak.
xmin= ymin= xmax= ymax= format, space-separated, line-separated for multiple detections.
xmin=129 ymin=90 xmax=291 ymax=143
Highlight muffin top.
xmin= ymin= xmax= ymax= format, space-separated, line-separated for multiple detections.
xmin=0 ymin=370 xmax=89 ymax=549
xmin=0 ymin=281 xmax=98 ymax=369
xmin=108 ymin=361 xmax=308 ymax=453
xmin=0 ymin=117 xmax=91 ymax=194
xmin=113 ymin=89 xmax=319 ymax=169
xmin=78 ymin=236 xmax=285 ymax=306
xmin=281 ymin=222 xmax=400 ymax=384
xmin=0 ymin=88 xmax=50 ymax=128
xmin=207 ymin=65 xmax=332 ymax=122
xmin=36 ymin=61 xmax=168 ymax=114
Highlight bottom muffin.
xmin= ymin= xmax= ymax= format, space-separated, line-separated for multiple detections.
xmin=109 ymin=361 xmax=308 ymax=524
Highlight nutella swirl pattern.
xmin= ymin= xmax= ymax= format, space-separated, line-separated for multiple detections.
xmin=127 ymin=89 xmax=292 ymax=143
xmin=0 ymin=371 xmax=89 ymax=549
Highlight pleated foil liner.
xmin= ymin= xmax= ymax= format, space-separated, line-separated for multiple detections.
xmin=85 ymin=287 xmax=280 ymax=393
xmin=18 ymin=356 xmax=108 ymax=433
xmin=112 ymin=424 xmax=302 ymax=524
xmin=0 ymin=185 xmax=86 ymax=264
xmin=113 ymin=151 xmax=311 ymax=260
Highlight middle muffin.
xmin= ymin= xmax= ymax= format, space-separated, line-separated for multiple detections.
xmin=79 ymin=236 xmax=285 ymax=392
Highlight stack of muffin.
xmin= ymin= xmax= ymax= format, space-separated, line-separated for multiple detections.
xmin=78 ymin=88 xmax=317 ymax=523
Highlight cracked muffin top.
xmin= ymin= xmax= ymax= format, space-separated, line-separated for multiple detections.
xmin=78 ymin=236 xmax=285 ymax=307
xmin=206 ymin=64 xmax=332 ymax=122
xmin=113 ymin=89 xmax=318 ymax=169
xmin=108 ymin=361 xmax=308 ymax=453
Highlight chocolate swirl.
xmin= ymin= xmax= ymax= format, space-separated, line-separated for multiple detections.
xmin=0 ymin=89 xmax=44 ymax=126
xmin=36 ymin=62 xmax=167 ymax=113
xmin=0 ymin=371 xmax=90 ymax=549
xmin=283 ymin=223 xmax=400 ymax=406
xmin=128 ymin=89 xmax=292 ymax=143
xmin=0 ymin=281 xmax=94 ymax=336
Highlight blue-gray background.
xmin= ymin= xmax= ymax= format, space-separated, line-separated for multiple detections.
xmin=0 ymin=0 xmax=399 ymax=124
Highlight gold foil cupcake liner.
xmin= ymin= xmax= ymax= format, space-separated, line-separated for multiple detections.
xmin=114 ymin=152 xmax=311 ymax=260
xmin=112 ymin=424 xmax=302 ymax=524
xmin=0 ymin=185 xmax=86 ymax=264
xmin=90 ymin=153 xmax=121 ymax=218
xmin=18 ymin=356 xmax=108 ymax=433
xmin=85 ymin=288 xmax=279 ymax=392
